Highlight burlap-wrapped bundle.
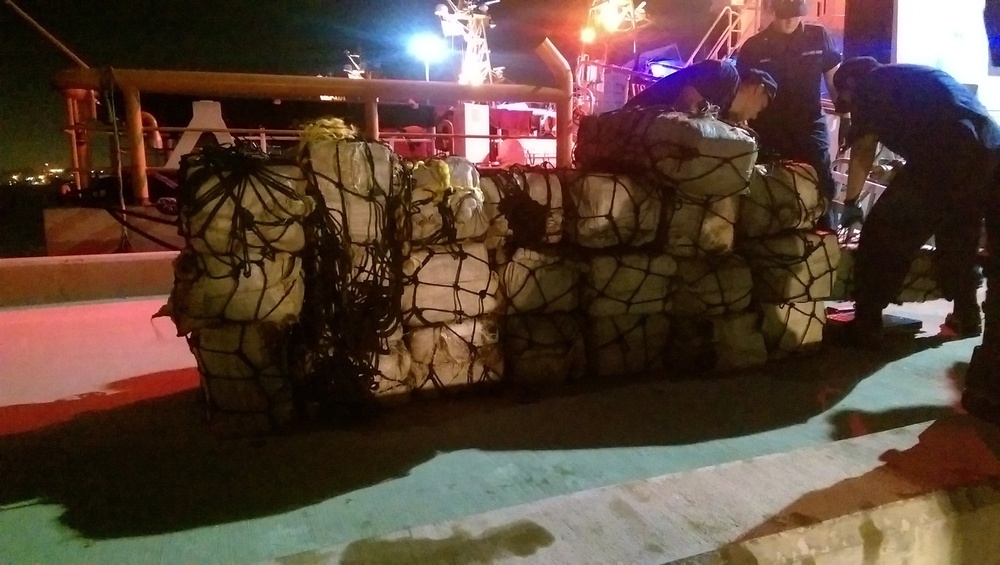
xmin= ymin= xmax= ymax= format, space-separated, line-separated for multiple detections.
xmin=501 ymin=248 xmax=581 ymax=314
xmin=760 ymin=301 xmax=827 ymax=358
xmin=480 ymin=167 xmax=564 ymax=248
xmin=563 ymin=172 xmax=662 ymax=248
xmin=303 ymin=136 xmax=405 ymax=244
xmin=409 ymin=157 xmax=490 ymax=245
xmin=575 ymin=108 xmax=758 ymax=197
xmin=584 ymin=253 xmax=677 ymax=316
xmin=672 ymin=255 xmax=753 ymax=316
xmin=180 ymin=161 xmax=314 ymax=257
xmin=167 ymin=251 xmax=304 ymax=335
xmin=407 ymin=317 xmax=503 ymax=392
xmin=585 ymin=313 xmax=670 ymax=377
xmin=833 ymin=245 xmax=943 ymax=303
xmin=503 ymin=313 xmax=585 ymax=385
xmin=662 ymin=193 xmax=740 ymax=257
xmin=401 ymin=243 xmax=500 ymax=326
xmin=739 ymin=161 xmax=824 ymax=237
xmin=188 ymin=321 xmax=295 ymax=429
xmin=370 ymin=327 xmax=414 ymax=401
xmin=740 ymin=231 xmax=840 ymax=303
xmin=670 ymin=311 xmax=768 ymax=372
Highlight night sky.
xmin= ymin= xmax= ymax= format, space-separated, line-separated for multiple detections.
xmin=0 ymin=0 xmax=712 ymax=172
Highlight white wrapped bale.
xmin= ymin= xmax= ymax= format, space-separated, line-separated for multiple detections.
xmin=401 ymin=243 xmax=500 ymax=326
xmin=370 ymin=338 xmax=414 ymax=401
xmin=760 ymin=301 xmax=827 ymax=358
xmin=739 ymin=161 xmax=824 ymax=237
xmin=584 ymin=253 xmax=677 ymax=317
xmin=407 ymin=317 xmax=503 ymax=391
xmin=504 ymin=314 xmax=585 ymax=385
xmin=181 ymin=163 xmax=314 ymax=257
xmin=306 ymin=139 xmax=403 ymax=244
xmin=168 ymin=251 xmax=304 ymax=335
xmin=662 ymin=193 xmax=739 ymax=257
xmin=585 ymin=314 xmax=670 ymax=377
xmin=670 ymin=312 xmax=768 ymax=372
xmin=833 ymin=245 xmax=942 ymax=303
xmin=672 ymin=255 xmax=753 ymax=316
xmin=188 ymin=322 xmax=294 ymax=427
xmin=740 ymin=231 xmax=840 ymax=303
xmin=480 ymin=168 xmax=563 ymax=247
xmin=575 ymin=109 xmax=758 ymax=197
xmin=410 ymin=157 xmax=490 ymax=244
xmin=563 ymin=173 xmax=662 ymax=248
xmin=502 ymin=248 xmax=581 ymax=314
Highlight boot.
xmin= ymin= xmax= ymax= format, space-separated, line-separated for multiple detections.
xmin=828 ymin=303 xmax=884 ymax=349
xmin=943 ymin=296 xmax=983 ymax=338
xmin=962 ymin=345 xmax=1000 ymax=428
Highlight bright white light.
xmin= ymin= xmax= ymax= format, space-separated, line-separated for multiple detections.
xmin=409 ymin=34 xmax=449 ymax=64
xmin=581 ymin=27 xmax=597 ymax=43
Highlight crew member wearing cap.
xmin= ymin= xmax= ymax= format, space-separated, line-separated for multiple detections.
xmin=832 ymin=56 xmax=1000 ymax=427
xmin=625 ymin=59 xmax=777 ymax=123
xmin=736 ymin=0 xmax=842 ymax=228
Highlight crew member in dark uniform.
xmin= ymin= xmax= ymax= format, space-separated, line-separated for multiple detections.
xmin=625 ymin=60 xmax=777 ymax=123
xmin=832 ymin=56 xmax=1000 ymax=427
xmin=736 ymin=0 xmax=842 ymax=228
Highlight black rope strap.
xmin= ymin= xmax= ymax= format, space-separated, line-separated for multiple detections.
xmin=409 ymin=157 xmax=491 ymax=246
xmin=564 ymin=172 xmax=662 ymax=248
xmin=575 ymin=108 xmax=758 ymax=198
xmin=584 ymin=313 xmax=670 ymax=377
xmin=739 ymin=231 xmax=840 ymax=303
xmin=662 ymin=190 xmax=739 ymax=257
xmin=583 ymin=253 xmax=677 ymax=316
xmin=672 ymin=254 xmax=754 ymax=316
xmin=479 ymin=165 xmax=564 ymax=250
xmin=401 ymin=243 xmax=500 ymax=326
xmin=759 ymin=300 xmax=827 ymax=358
xmin=739 ymin=161 xmax=825 ymax=238
xmin=104 ymin=207 xmax=181 ymax=251
xmin=406 ymin=316 xmax=503 ymax=393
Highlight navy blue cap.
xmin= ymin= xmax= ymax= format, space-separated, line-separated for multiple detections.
xmin=833 ymin=56 xmax=882 ymax=90
xmin=771 ymin=0 xmax=808 ymax=18
xmin=740 ymin=68 xmax=778 ymax=100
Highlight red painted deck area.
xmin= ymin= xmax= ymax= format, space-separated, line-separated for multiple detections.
xmin=0 ymin=298 xmax=197 ymax=436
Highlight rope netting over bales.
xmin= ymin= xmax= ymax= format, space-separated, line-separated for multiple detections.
xmin=739 ymin=161 xmax=825 ymax=238
xmin=739 ymin=231 xmax=840 ymax=304
xmin=479 ymin=165 xmax=564 ymax=249
xmin=296 ymin=120 xmax=411 ymax=409
xmin=563 ymin=172 xmax=662 ymax=248
xmin=574 ymin=108 xmax=758 ymax=198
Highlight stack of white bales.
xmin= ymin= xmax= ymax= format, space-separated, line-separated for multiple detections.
xmin=576 ymin=108 xmax=760 ymax=373
xmin=165 ymin=152 xmax=313 ymax=431
xmin=303 ymin=133 xmax=412 ymax=401
xmin=403 ymin=157 xmax=502 ymax=396
xmin=478 ymin=167 xmax=584 ymax=385
xmin=736 ymin=161 xmax=837 ymax=358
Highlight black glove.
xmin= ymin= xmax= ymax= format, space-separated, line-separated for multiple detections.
xmin=839 ymin=200 xmax=865 ymax=229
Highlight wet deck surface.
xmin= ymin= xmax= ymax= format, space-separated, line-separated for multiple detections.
xmin=0 ymin=296 xmax=988 ymax=564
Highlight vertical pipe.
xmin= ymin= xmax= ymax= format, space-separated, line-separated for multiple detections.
xmin=364 ymin=97 xmax=380 ymax=140
xmin=65 ymin=94 xmax=81 ymax=189
xmin=535 ymin=38 xmax=573 ymax=167
xmin=122 ymin=87 xmax=149 ymax=204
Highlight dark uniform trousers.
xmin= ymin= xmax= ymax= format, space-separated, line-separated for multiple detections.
xmin=758 ymin=119 xmax=837 ymax=220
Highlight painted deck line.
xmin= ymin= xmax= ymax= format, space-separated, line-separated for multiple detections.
xmin=262 ymin=418 xmax=1000 ymax=565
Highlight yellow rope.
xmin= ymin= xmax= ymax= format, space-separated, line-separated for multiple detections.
xmin=298 ymin=118 xmax=357 ymax=150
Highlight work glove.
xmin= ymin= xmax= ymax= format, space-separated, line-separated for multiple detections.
xmin=839 ymin=199 xmax=865 ymax=229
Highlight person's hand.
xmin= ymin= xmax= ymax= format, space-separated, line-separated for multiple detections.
xmin=839 ymin=200 xmax=865 ymax=229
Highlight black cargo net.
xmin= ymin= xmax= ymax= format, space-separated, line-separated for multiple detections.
xmin=188 ymin=322 xmax=296 ymax=431
xmin=564 ymin=172 xmax=662 ymax=248
xmin=409 ymin=158 xmax=490 ymax=246
xmin=740 ymin=231 xmax=840 ymax=303
xmin=584 ymin=313 xmax=670 ymax=376
xmin=760 ymin=301 xmax=827 ymax=358
xmin=662 ymin=191 xmax=739 ymax=257
xmin=738 ymin=161 xmax=825 ymax=238
xmin=501 ymin=248 xmax=581 ymax=314
xmin=672 ymin=255 xmax=754 ymax=316
xmin=583 ymin=253 xmax=675 ymax=317
xmin=574 ymin=109 xmax=757 ymax=198
xmin=479 ymin=165 xmax=563 ymax=250
xmin=401 ymin=243 xmax=499 ymax=326
xmin=502 ymin=313 xmax=585 ymax=384
xmin=296 ymin=121 xmax=410 ymax=413
xmin=407 ymin=317 xmax=503 ymax=393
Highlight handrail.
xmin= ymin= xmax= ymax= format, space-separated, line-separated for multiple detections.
xmin=686 ymin=6 xmax=736 ymax=66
